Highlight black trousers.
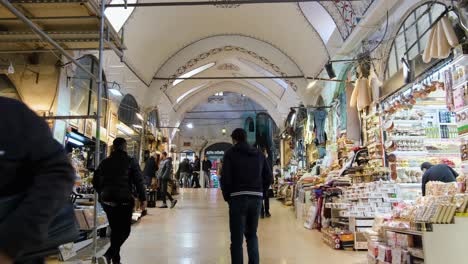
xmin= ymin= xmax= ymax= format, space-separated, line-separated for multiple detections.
xmin=102 ymin=201 xmax=134 ymax=263
xmin=160 ymin=179 xmax=174 ymax=205
xmin=261 ymin=190 xmax=270 ymax=215
xmin=192 ymin=172 xmax=201 ymax=188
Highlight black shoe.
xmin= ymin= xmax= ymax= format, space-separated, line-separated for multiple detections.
xmin=266 ymin=212 xmax=271 ymax=218
xmin=141 ymin=209 xmax=147 ymax=217
xmin=159 ymin=204 xmax=168 ymax=208
xmin=260 ymin=213 xmax=265 ymax=219
xmin=170 ymin=200 xmax=178 ymax=209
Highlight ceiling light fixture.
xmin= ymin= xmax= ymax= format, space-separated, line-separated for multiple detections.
xmin=67 ymin=137 xmax=84 ymax=146
xmin=133 ymin=124 xmax=143 ymax=129
xmin=186 ymin=123 xmax=193 ymax=129
xmin=222 ymin=128 xmax=227 ymax=135
xmin=108 ymin=82 xmax=123 ymax=97
xmin=7 ymin=62 xmax=14 ymax=75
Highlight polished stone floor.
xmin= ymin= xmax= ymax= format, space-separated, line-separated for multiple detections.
xmin=119 ymin=188 xmax=366 ymax=264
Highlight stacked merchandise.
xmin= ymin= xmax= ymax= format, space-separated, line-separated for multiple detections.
xmin=381 ymin=61 xmax=465 ymax=183
xmin=321 ymin=228 xmax=354 ymax=250
xmin=364 ymin=111 xmax=385 ymax=173
xmin=367 ymin=182 xmax=468 ymax=264
xmin=337 ymin=136 xmax=357 ymax=168
xmin=74 ymin=203 xmax=108 ymax=231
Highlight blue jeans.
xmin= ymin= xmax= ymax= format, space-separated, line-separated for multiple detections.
xmin=229 ymin=195 xmax=262 ymax=264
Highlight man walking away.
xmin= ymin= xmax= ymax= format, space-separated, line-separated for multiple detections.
xmin=157 ymin=152 xmax=178 ymax=208
xmin=202 ymin=156 xmax=212 ymax=188
xmin=221 ymin=128 xmax=273 ymax=264
xmin=261 ymin=148 xmax=272 ymax=218
xmin=0 ymin=97 xmax=75 ymax=264
xmin=177 ymin=158 xmax=192 ymax=188
xmin=143 ymin=152 xmax=158 ymax=187
xmin=93 ymin=137 xmax=147 ymax=264
xmin=191 ymin=156 xmax=201 ymax=188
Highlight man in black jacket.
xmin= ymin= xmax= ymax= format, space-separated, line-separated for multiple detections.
xmin=177 ymin=158 xmax=192 ymax=188
xmin=143 ymin=152 xmax=159 ymax=187
xmin=191 ymin=156 xmax=201 ymax=188
xmin=0 ymin=97 xmax=75 ymax=264
xmin=93 ymin=138 xmax=147 ymax=264
xmin=202 ymin=156 xmax=212 ymax=188
xmin=157 ymin=152 xmax=177 ymax=208
xmin=221 ymin=128 xmax=273 ymax=264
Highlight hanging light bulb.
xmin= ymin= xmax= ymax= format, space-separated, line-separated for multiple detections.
xmin=222 ymin=128 xmax=227 ymax=135
xmin=7 ymin=62 xmax=14 ymax=75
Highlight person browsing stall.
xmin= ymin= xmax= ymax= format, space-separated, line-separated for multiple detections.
xmin=420 ymin=162 xmax=458 ymax=196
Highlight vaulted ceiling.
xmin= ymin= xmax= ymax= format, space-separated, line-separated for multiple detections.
xmin=103 ymin=0 xmax=377 ymax=134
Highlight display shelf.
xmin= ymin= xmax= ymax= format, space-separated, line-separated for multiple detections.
xmin=398 ymin=183 xmax=422 ymax=188
xmin=388 ymin=136 xmax=426 ymax=140
xmin=439 ymin=123 xmax=458 ymax=126
xmin=390 ymin=151 xmax=428 ymax=156
xmin=382 ymin=226 xmax=423 ymax=236
xmin=392 ymin=119 xmax=423 ymax=123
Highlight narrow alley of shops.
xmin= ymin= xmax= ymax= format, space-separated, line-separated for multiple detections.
xmin=1 ymin=1 xmax=468 ymax=264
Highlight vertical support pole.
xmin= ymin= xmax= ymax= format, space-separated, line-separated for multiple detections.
xmin=139 ymin=110 xmax=147 ymax=166
xmin=92 ymin=0 xmax=106 ymax=263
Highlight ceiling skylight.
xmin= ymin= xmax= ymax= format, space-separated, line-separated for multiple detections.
xmin=238 ymin=58 xmax=288 ymax=90
xmin=105 ymin=0 xmax=137 ymax=32
xmin=176 ymin=82 xmax=209 ymax=103
xmin=173 ymin=62 xmax=216 ymax=86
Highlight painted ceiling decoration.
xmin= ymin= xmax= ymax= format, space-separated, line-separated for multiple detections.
xmin=211 ymin=0 xmax=241 ymax=8
xmin=217 ymin=63 xmax=240 ymax=71
xmin=318 ymin=0 xmax=375 ymax=40
xmin=159 ymin=45 xmax=299 ymax=92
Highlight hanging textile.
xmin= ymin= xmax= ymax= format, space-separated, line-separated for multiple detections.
xmin=313 ymin=109 xmax=327 ymax=144
xmin=423 ymin=16 xmax=459 ymax=63
xmin=350 ymin=77 xmax=372 ymax=111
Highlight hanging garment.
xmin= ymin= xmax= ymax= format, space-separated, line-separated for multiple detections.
xmin=313 ymin=109 xmax=327 ymax=144
xmin=346 ymin=82 xmax=361 ymax=142
xmin=369 ymin=67 xmax=382 ymax=102
xmin=423 ymin=16 xmax=459 ymax=63
xmin=351 ymin=77 xmax=372 ymax=111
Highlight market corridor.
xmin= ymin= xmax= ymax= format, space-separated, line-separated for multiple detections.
xmin=120 ymin=189 xmax=366 ymax=264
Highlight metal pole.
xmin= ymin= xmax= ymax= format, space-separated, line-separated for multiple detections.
xmin=106 ymin=0 xmax=361 ymax=7
xmin=92 ymin=0 xmax=105 ymax=263
xmin=0 ymin=0 xmax=97 ymax=81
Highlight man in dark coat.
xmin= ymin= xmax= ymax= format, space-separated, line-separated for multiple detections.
xmin=143 ymin=152 xmax=159 ymax=187
xmin=93 ymin=137 xmax=147 ymax=264
xmin=221 ymin=128 xmax=273 ymax=264
xmin=177 ymin=158 xmax=192 ymax=188
xmin=420 ymin=162 xmax=458 ymax=196
xmin=0 ymin=97 xmax=75 ymax=264
xmin=202 ymin=156 xmax=212 ymax=188
xmin=191 ymin=156 xmax=201 ymax=188
xmin=157 ymin=152 xmax=177 ymax=208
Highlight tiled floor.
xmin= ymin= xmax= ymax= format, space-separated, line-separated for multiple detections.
xmin=119 ymin=188 xmax=366 ymax=264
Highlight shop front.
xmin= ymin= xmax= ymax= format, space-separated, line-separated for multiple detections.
xmin=204 ymin=142 xmax=232 ymax=188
